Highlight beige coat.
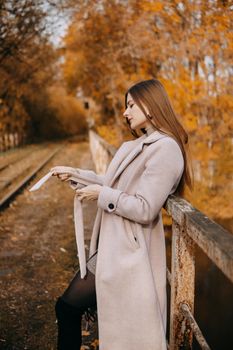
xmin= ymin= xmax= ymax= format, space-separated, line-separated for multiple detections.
xmin=79 ymin=130 xmax=184 ymax=350
xmin=30 ymin=130 xmax=184 ymax=349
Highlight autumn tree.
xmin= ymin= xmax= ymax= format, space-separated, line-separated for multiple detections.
xmin=0 ymin=0 xmax=88 ymax=145
xmin=60 ymin=0 xmax=232 ymax=225
xmin=61 ymin=0 xmax=165 ymax=143
xmin=0 ymin=1 xmax=52 ymax=140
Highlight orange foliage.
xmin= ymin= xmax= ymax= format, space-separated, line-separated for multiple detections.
xmin=60 ymin=0 xmax=232 ymax=226
xmin=1 ymin=0 xmax=232 ymax=226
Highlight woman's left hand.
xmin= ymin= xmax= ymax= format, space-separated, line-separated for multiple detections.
xmin=76 ymin=184 xmax=102 ymax=201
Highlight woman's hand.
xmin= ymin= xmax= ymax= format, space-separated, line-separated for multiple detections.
xmin=52 ymin=172 xmax=71 ymax=182
xmin=50 ymin=166 xmax=79 ymax=182
xmin=76 ymin=184 xmax=102 ymax=201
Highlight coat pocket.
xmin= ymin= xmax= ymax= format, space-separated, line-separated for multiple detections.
xmin=124 ymin=219 xmax=140 ymax=249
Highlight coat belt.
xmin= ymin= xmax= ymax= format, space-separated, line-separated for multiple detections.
xmin=29 ymin=169 xmax=95 ymax=279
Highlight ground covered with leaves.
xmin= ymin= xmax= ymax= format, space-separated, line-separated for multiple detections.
xmin=0 ymin=141 xmax=98 ymax=350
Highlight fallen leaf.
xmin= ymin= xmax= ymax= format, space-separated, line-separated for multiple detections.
xmin=82 ymin=330 xmax=90 ymax=336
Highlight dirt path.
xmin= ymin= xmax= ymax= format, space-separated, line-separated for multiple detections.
xmin=0 ymin=141 xmax=98 ymax=350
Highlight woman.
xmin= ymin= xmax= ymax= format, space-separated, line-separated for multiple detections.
xmin=53 ymin=78 xmax=193 ymax=350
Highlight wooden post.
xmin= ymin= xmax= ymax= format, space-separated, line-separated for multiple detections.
xmin=5 ymin=133 xmax=9 ymax=150
xmin=169 ymin=220 xmax=195 ymax=349
xmin=9 ymin=133 xmax=14 ymax=149
xmin=0 ymin=134 xmax=3 ymax=152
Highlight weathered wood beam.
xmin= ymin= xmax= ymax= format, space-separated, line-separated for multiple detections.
xmin=169 ymin=220 xmax=195 ymax=349
xmin=165 ymin=196 xmax=233 ymax=283
xmin=180 ymin=303 xmax=211 ymax=350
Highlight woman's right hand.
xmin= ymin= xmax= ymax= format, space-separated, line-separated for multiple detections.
xmin=56 ymin=173 xmax=70 ymax=181
xmin=50 ymin=166 xmax=80 ymax=182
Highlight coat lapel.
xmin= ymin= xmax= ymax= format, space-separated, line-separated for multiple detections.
xmin=108 ymin=131 xmax=167 ymax=187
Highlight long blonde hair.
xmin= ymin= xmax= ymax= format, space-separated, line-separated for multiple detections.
xmin=125 ymin=78 xmax=193 ymax=194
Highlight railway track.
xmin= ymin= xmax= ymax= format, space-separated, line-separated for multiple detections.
xmin=0 ymin=143 xmax=64 ymax=209
xmin=0 ymin=144 xmax=44 ymax=171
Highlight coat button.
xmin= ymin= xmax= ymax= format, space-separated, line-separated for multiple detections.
xmin=108 ymin=203 xmax=114 ymax=210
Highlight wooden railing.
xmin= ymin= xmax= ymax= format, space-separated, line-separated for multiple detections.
xmin=89 ymin=130 xmax=233 ymax=350
xmin=165 ymin=197 xmax=233 ymax=349
xmin=0 ymin=132 xmax=26 ymax=152
xmin=89 ymin=130 xmax=116 ymax=174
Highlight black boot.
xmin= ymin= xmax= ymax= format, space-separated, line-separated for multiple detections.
xmin=55 ymin=297 xmax=84 ymax=350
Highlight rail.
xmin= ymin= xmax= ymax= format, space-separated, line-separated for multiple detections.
xmin=165 ymin=196 xmax=233 ymax=349
xmin=89 ymin=130 xmax=233 ymax=350
xmin=0 ymin=144 xmax=64 ymax=209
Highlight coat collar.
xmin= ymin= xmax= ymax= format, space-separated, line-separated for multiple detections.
xmin=141 ymin=130 xmax=167 ymax=145
xmin=108 ymin=131 xmax=167 ymax=187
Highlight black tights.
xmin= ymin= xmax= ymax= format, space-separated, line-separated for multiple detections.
xmin=55 ymin=267 xmax=97 ymax=350
xmin=62 ymin=267 xmax=96 ymax=309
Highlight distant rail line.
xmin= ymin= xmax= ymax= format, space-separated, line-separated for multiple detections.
xmin=0 ymin=143 xmax=64 ymax=209
xmin=0 ymin=144 xmax=44 ymax=171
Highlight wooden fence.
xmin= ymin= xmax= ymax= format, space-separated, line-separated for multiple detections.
xmin=89 ymin=130 xmax=233 ymax=350
xmin=0 ymin=132 xmax=26 ymax=152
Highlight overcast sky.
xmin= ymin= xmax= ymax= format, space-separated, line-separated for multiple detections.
xmin=42 ymin=2 xmax=71 ymax=47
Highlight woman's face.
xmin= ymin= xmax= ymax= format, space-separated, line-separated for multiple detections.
xmin=124 ymin=93 xmax=150 ymax=130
